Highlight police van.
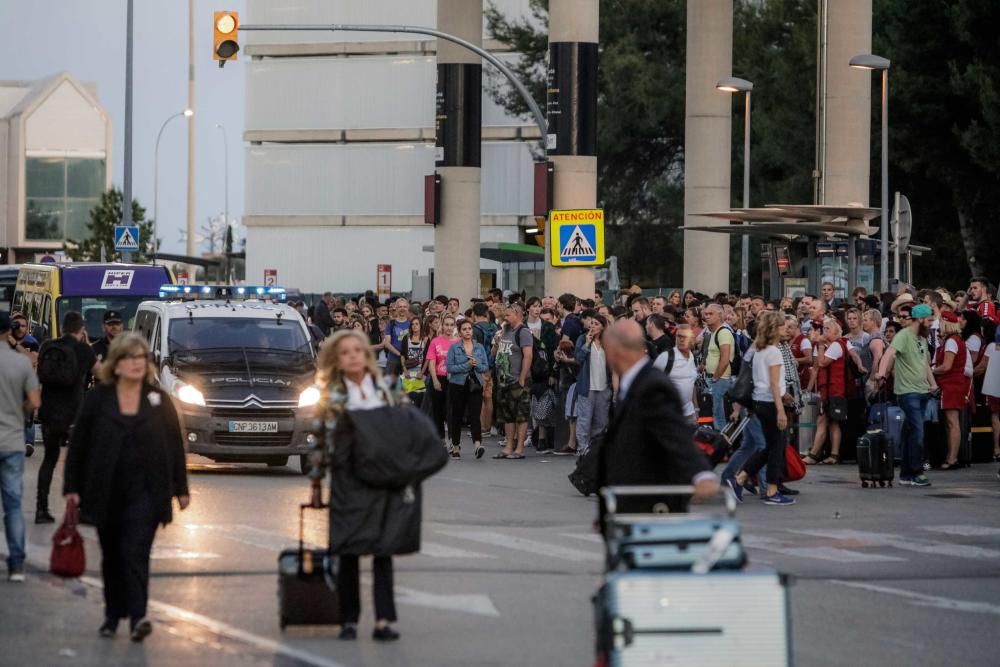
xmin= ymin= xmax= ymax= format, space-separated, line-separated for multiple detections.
xmin=134 ymin=285 xmax=319 ymax=471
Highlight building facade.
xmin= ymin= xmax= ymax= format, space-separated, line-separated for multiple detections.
xmin=0 ymin=73 xmax=112 ymax=264
xmin=243 ymin=0 xmax=540 ymax=295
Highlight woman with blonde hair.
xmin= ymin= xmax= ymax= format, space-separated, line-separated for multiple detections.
xmin=308 ymin=330 xmax=445 ymax=642
xmin=933 ymin=312 xmax=970 ymax=469
xmin=63 ymin=333 xmax=189 ymax=641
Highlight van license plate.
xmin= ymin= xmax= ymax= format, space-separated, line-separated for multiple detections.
xmin=228 ymin=421 xmax=278 ymax=433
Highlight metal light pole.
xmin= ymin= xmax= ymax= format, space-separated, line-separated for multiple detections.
xmin=850 ymin=53 xmax=890 ymax=293
xmin=215 ymin=124 xmax=229 ymax=230
xmin=153 ymin=110 xmax=193 ymax=263
xmin=717 ymin=77 xmax=754 ymax=294
xmin=122 ymin=0 xmax=134 ymax=240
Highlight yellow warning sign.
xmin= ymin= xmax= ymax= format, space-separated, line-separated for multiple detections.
xmin=550 ymin=209 xmax=605 ymax=267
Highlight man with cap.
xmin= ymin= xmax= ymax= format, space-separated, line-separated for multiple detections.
xmin=91 ymin=310 xmax=124 ymax=362
xmin=873 ymin=302 xmax=938 ymax=487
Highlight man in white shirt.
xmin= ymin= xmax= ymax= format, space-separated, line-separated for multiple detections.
xmin=653 ymin=324 xmax=699 ymax=421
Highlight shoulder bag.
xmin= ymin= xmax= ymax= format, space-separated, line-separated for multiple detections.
xmin=50 ymin=498 xmax=85 ymax=578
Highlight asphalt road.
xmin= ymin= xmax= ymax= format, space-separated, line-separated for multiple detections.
xmin=2 ymin=434 xmax=999 ymax=667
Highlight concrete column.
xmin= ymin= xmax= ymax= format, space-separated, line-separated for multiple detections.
xmin=822 ymin=0 xmax=871 ymax=205
xmin=545 ymin=0 xmax=598 ymax=300
xmin=434 ymin=0 xmax=482 ymax=303
xmin=683 ymin=0 xmax=733 ymax=295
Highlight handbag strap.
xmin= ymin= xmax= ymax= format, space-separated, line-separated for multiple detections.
xmin=64 ymin=498 xmax=79 ymax=528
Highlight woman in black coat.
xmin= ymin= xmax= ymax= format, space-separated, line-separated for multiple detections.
xmin=64 ymin=333 xmax=189 ymax=642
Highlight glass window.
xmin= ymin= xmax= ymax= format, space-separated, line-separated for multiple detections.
xmin=169 ymin=318 xmax=310 ymax=354
xmin=57 ymin=296 xmax=146 ymax=341
xmin=25 ymin=198 xmax=64 ymax=240
xmin=65 ymin=198 xmax=97 ymax=240
xmin=25 ymin=158 xmax=65 ymax=198
xmin=67 ymin=159 xmax=105 ymax=198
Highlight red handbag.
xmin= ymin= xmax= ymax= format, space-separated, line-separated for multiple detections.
xmin=50 ymin=499 xmax=86 ymax=578
xmin=784 ymin=444 xmax=807 ymax=482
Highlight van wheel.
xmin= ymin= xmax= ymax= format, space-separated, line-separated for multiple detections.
xmin=266 ymin=457 xmax=289 ymax=468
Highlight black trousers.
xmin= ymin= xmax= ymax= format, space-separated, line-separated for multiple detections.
xmin=37 ymin=425 xmax=69 ymax=509
xmin=337 ymin=555 xmax=397 ymax=624
xmin=745 ymin=402 xmax=787 ymax=486
xmin=97 ymin=495 xmax=158 ymax=622
xmin=448 ymin=381 xmax=483 ymax=446
xmin=429 ymin=377 xmax=449 ymax=439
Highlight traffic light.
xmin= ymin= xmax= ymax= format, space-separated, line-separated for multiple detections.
xmin=213 ymin=11 xmax=239 ymax=67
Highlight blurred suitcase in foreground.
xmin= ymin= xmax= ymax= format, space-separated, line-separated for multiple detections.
xmin=278 ymin=503 xmax=340 ymax=630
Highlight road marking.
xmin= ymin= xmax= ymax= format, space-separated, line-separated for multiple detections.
xmin=790 ymin=529 xmax=1000 ymax=561
xmin=184 ymin=524 xmax=318 ymax=552
xmin=151 ymin=544 xmax=221 ymax=560
xmin=743 ymin=535 xmax=905 ymax=563
xmin=395 ymin=585 xmax=500 ymax=617
xmin=435 ymin=529 xmax=603 ymax=562
xmin=921 ymin=525 xmax=1000 ymax=537
xmin=418 ymin=541 xmax=495 ymax=559
xmin=559 ymin=532 xmax=604 ymax=544
xmin=831 ymin=580 xmax=1000 ymax=617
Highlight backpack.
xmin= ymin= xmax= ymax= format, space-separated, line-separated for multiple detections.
xmin=661 ymin=348 xmax=676 ymax=376
xmin=714 ymin=325 xmax=750 ymax=376
xmin=472 ymin=321 xmax=499 ymax=368
xmin=516 ymin=325 xmax=551 ymax=383
xmin=37 ymin=338 xmax=79 ymax=388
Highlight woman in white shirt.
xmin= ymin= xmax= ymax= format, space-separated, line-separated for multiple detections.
xmin=741 ymin=311 xmax=792 ymax=505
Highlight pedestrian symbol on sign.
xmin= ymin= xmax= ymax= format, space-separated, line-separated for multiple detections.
xmin=558 ymin=224 xmax=597 ymax=263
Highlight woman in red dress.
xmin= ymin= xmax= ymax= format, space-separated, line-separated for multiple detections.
xmin=933 ymin=311 xmax=971 ymax=470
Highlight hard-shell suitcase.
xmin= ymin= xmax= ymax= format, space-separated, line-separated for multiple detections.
xmin=868 ymin=402 xmax=904 ymax=463
xmin=278 ymin=503 xmax=340 ymax=630
xmin=595 ymin=570 xmax=791 ymax=667
xmin=857 ymin=430 xmax=894 ymax=487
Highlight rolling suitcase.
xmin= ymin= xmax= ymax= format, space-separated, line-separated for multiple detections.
xmin=868 ymin=401 xmax=905 ymax=463
xmin=595 ymin=570 xmax=791 ymax=667
xmin=857 ymin=429 xmax=894 ymax=487
xmin=278 ymin=503 xmax=340 ymax=630
xmin=694 ymin=416 xmax=748 ymax=467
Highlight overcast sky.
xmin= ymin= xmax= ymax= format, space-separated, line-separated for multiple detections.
xmin=0 ymin=0 xmax=247 ymax=254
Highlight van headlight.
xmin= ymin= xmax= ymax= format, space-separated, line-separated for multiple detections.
xmin=175 ymin=383 xmax=206 ymax=407
xmin=298 ymin=386 xmax=321 ymax=408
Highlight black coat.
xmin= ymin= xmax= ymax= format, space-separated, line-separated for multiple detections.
xmin=313 ymin=300 xmax=334 ymax=337
xmin=63 ymin=384 xmax=190 ymax=529
xmin=597 ymin=361 xmax=709 ymax=521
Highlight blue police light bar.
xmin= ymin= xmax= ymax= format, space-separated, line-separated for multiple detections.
xmin=157 ymin=284 xmax=287 ymax=301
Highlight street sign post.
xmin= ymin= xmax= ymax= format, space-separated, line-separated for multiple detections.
xmin=264 ymin=269 xmax=277 ymax=287
xmin=549 ymin=209 xmax=605 ymax=267
xmin=377 ymin=264 xmax=392 ymax=301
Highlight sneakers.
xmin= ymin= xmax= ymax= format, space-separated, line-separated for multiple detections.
xmin=7 ymin=564 xmax=25 ymax=583
xmin=487 ymin=427 xmax=498 ymax=438
xmin=372 ymin=625 xmax=400 ymax=642
xmin=553 ymin=446 xmax=577 ymax=456
xmin=724 ymin=477 xmax=743 ymax=503
xmin=536 ymin=445 xmax=555 ymax=455
xmin=34 ymin=510 xmax=55 ymax=525
xmin=523 ymin=437 xmax=533 ymax=449
xmin=777 ymin=484 xmax=800 ymax=496
xmin=338 ymin=623 xmax=357 ymax=641
xmin=901 ymin=475 xmax=932 ymax=487
xmin=130 ymin=618 xmax=152 ymax=642
xmin=762 ymin=492 xmax=796 ymax=506
xmin=99 ymin=619 xmax=118 ymax=638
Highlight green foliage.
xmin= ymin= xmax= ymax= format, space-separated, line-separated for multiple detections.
xmin=63 ymin=188 xmax=156 ymax=263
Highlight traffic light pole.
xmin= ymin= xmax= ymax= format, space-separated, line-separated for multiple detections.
xmin=121 ymin=0 xmax=135 ymax=263
xmin=238 ymin=23 xmax=547 ymax=154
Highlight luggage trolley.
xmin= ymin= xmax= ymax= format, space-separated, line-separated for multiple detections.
xmin=594 ymin=485 xmax=793 ymax=667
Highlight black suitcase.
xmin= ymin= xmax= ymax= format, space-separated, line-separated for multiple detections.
xmin=568 ymin=438 xmax=601 ymax=496
xmin=278 ymin=503 xmax=340 ymax=630
xmin=857 ymin=429 xmax=894 ymax=488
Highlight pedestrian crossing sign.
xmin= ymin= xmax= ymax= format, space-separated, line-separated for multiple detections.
xmin=114 ymin=225 xmax=141 ymax=252
xmin=550 ymin=209 xmax=605 ymax=267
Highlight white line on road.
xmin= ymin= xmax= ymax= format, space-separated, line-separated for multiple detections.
xmin=790 ymin=529 xmax=1000 ymax=561
xmin=921 ymin=525 xmax=1000 ymax=537
xmin=418 ymin=541 xmax=496 ymax=559
xmin=435 ymin=529 xmax=603 ymax=562
xmin=394 ymin=585 xmax=500 ymax=617
xmin=559 ymin=533 xmax=604 ymax=544
xmin=743 ymin=535 xmax=906 ymax=563
xmin=831 ymin=580 xmax=1000 ymax=617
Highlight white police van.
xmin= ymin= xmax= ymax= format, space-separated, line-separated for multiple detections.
xmin=134 ymin=285 xmax=319 ymax=471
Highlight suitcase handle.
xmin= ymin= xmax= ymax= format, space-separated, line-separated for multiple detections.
xmin=600 ymin=485 xmax=737 ymax=516
xmin=297 ymin=502 xmax=329 ymax=576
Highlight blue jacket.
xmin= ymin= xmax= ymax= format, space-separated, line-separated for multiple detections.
xmin=445 ymin=340 xmax=490 ymax=386
xmin=575 ymin=333 xmax=611 ymax=395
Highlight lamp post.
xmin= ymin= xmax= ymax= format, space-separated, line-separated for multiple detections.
xmin=850 ymin=53 xmax=890 ymax=293
xmin=717 ymin=77 xmax=754 ymax=294
xmin=153 ymin=109 xmax=193 ymax=263
xmin=215 ymin=123 xmax=229 ymax=232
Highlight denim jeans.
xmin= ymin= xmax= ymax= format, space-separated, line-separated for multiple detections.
xmin=0 ymin=451 xmax=26 ymax=569
xmin=576 ymin=387 xmax=611 ymax=455
xmin=708 ymin=378 xmax=735 ymax=432
xmin=897 ymin=392 xmax=929 ymax=479
xmin=722 ymin=415 xmax=766 ymax=482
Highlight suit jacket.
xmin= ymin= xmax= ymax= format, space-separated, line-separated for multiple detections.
xmin=597 ymin=362 xmax=708 ymax=523
xmin=63 ymin=384 xmax=189 ymax=529
xmin=313 ymin=300 xmax=335 ymax=336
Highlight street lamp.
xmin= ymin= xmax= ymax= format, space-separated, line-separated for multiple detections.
xmin=153 ymin=109 xmax=193 ymax=262
xmin=850 ymin=53 xmax=890 ymax=292
xmin=215 ymin=123 xmax=229 ymax=234
xmin=717 ymin=76 xmax=754 ymax=294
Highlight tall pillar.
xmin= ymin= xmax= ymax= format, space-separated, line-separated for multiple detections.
xmin=434 ymin=0 xmax=483 ymax=303
xmin=682 ymin=0 xmax=733 ymax=295
xmin=545 ymin=0 xmax=598 ymax=300
xmin=821 ymin=0 xmax=871 ymax=205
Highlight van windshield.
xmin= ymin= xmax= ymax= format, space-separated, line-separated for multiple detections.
xmin=57 ymin=296 xmax=147 ymax=341
xmin=168 ymin=317 xmax=312 ymax=366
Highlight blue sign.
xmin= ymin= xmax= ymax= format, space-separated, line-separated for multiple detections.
xmin=557 ymin=223 xmax=598 ymax=263
xmin=114 ymin=225 xmax=140 ymax=252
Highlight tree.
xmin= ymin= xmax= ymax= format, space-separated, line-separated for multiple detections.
xmin=63 ymin=188 xmax=156 ymax=263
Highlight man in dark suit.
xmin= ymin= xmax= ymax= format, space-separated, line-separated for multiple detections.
xmin=597 ymin=320 xmax=718 ymax=522
xmin=313 ymin=292 xmax=335 ymax=337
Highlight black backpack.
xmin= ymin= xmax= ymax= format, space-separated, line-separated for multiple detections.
xmin=516 ymin=325 xmax=551 ymax=383
xmin=37 ymin=338 xmax=79 ymax=388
